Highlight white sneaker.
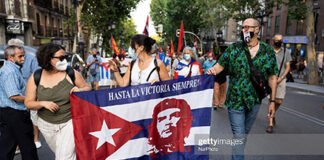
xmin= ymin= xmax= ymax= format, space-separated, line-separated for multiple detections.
xmin=35 ymin=141 xmax=42 ymax=149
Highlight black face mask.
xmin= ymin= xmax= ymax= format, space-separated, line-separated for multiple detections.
xmin=274 ymin=41 xmax=283 ymax=48
xmin=240 ymin=31 xmax=255 ymax=43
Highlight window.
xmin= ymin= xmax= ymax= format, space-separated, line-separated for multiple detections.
xmin=286 ymin=16 xmax=292 ymax=35
xmin=266 ymin=18 xmax=272 ymax=36
xmin=277 ymin=2 xmax=282 ymax=10
xmin=297 ymin=21 xmax=304 ymax=35
xmin=275 ymin=16 xmax=280 ymax=34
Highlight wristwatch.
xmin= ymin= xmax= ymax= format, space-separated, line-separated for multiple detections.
xmin=269 ymin=99 xmax=276 ymax=103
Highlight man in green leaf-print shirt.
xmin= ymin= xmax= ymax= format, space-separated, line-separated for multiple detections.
xmin=207 ymin=18 xmax=278 ymax=160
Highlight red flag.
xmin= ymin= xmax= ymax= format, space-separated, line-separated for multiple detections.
xmin=170 ymin=38 xmax=174 ymax=57
xmin=207 ymin=50 xmax=215 ymax=60
xmin=166 ymin=46 xmax=170 ymax=56
xmin=156 ymin=52 xmax=160 ymax=59
xmin=194 ymin=37 xmax=197 ymax=49
xmin=159 ymin=45 xmax=162 ymax=53
xmin=143 ymin=16 xmax=149 ymax=36
xmin=177 ymin=21 xmax=184 ymax=53
xmin=121 ymin=49 xmax=125 ymax=55
xmin=111 ymin=36 xmax=120 ymax=55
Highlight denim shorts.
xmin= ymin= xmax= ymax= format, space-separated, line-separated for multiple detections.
xmin=89 ymin=72 xmax=100 ymax=82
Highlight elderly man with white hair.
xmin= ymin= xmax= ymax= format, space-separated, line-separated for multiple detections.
xmin=7 ymin=39 xmax=42 ymax=151
xmin=0 ymin=46 xmax=39 ymax=160
xmin=174 ymin=46 xmax=202 ymax=79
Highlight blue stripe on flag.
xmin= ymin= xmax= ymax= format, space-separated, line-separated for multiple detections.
xmin=131 ymin=108 xmax=211 ymax=140
xmin=101 ymin=66 xmax=104 ymax=79
xmin=106 ymin=70 xmax=109 ymax=79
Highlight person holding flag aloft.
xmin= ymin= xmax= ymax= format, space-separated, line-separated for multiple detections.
xmin=174 ymin=46 xmax=202 ymax=79
xmin=108 ymin=34 xmax=170 ymax=86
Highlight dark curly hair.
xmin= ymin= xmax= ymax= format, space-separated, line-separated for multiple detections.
xmin=36 ymin=43 xmax=65 ymax=71
xmin=131 ymin=34 xmax=156 ymax=54
xmin=118 ymin=54 xmax=125 ymax=60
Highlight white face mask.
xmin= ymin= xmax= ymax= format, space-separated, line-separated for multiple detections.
xmin=55 ymin=59 xmax=68 ymax=71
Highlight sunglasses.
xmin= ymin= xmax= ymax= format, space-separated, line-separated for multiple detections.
xmin=52 ymin=55 xmax=68 ymax=61
xmin=241 ymin=25 xmax=258 ymax=30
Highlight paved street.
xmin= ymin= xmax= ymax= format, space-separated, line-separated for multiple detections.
xmin=14 ymin=87 xmax=324 ymax=160
xmin=210 ymin=87 xmax=324 ymax=160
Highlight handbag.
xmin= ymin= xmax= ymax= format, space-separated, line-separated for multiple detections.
xmin=89 ymin=64 xmax=97 ymax=76
xmin=244 ymin=46 xmax=271 ymax=100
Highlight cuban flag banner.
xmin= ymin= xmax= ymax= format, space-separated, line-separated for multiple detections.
xmin=70 ymin=75 xmax=214 ymax=160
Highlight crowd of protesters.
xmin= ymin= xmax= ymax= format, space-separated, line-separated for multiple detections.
xmin=1 ymin=17 xmax=322 ymax=160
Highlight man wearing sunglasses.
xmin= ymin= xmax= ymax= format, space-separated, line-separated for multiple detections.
xmin=87 ymin=48 xmax=102 ymax=90
xmin=207 ymin=18 xmax=278 ymax=160
xmin=0 ymin=46 xmax=39 ymax=160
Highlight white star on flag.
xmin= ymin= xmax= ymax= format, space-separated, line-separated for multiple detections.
xmin=89 ymin=120 xmax=120 ymax=149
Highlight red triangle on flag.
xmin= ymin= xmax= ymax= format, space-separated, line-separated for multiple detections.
xmin=71 ymin=95 xmax=143 ymax=160
xmin=102 ymin=62 xmax=109 ymax=71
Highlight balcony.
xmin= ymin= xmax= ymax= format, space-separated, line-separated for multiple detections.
xmin=0 ymin=0 xmax=5 ymax=14
xmin=14 ymin=0 xmax=22 ymax=17
xmin=65 ymin=7 xmax=69 ymax=16
xmin=53 ymin=27 xmax=58 ymax=37
xmin=34 ymin=0 xmax=51 ymax=9
xmin=59 ymin=4 xmax=64 ymax=14
xmin=53 ymin=2 xmax=59 ymax=12
xmin=27 ymin=5 xmax=34 ymax=21
xmin=38 ymin=25 xmax=44 ymax=36
xmin=46 ymin=27 xmax=52 ymax=37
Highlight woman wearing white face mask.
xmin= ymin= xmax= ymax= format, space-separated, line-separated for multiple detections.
xmin=174 ymin=46 xmax=202 ymax=79
xmin=109 ymin=34 xmax=170 ymax=86
xmin=24 ymin=43 xmax=91 ymax=160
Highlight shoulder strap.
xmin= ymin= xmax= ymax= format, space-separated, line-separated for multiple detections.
xmin=66 ymin=66 xmax=76 ymax=86
xmin=243 ymin=46 xmax=254 ymax=69
xmin=146 ymin=58 xmax=161 ymax=81
xmin=33 ymin=67 xmax=75 ymax=87
xmin=129 ymin=60 xmax=136 ymax=86
xmin=33 ymin=68 xmax=43 ymax=87
xmin=187 ymin=63 xmax=193 ymax=78
xmin=278 ymin=47 xmax=286 ymax=77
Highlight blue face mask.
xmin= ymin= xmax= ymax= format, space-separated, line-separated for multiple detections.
xmin=184 ymin=54 xmax=191 ymax=61
xmin=209 ymin=57 xmax=213 ymax=61
xmin=128 ymin=47 xmax=137 ymax=59
xmin=151 ymin=54 xmax=156 ymax=58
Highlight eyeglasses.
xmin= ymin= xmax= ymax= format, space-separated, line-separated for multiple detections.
xmin=52 ymin=55 xmax=68 ymax=61
xmin=241 ymin=25 xmax=258 ymax=30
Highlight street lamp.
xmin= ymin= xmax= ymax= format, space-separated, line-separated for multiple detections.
xmin=176 ymin=29 xmax=203 ymax=54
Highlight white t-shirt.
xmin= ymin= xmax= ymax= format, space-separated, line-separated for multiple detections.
xmin=131 ymin=58 xmax=160 ymax=86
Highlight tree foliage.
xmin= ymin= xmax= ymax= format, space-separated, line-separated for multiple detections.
xmin=221 ymin=0 xmax=282 ymax=22
xmin=150 ymin=0 xmax=203 ymax=48
xmin=286 ymin=0 xmax=307 ymax=21
xmin=80 ymin=0 xmax=140 ymax=53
